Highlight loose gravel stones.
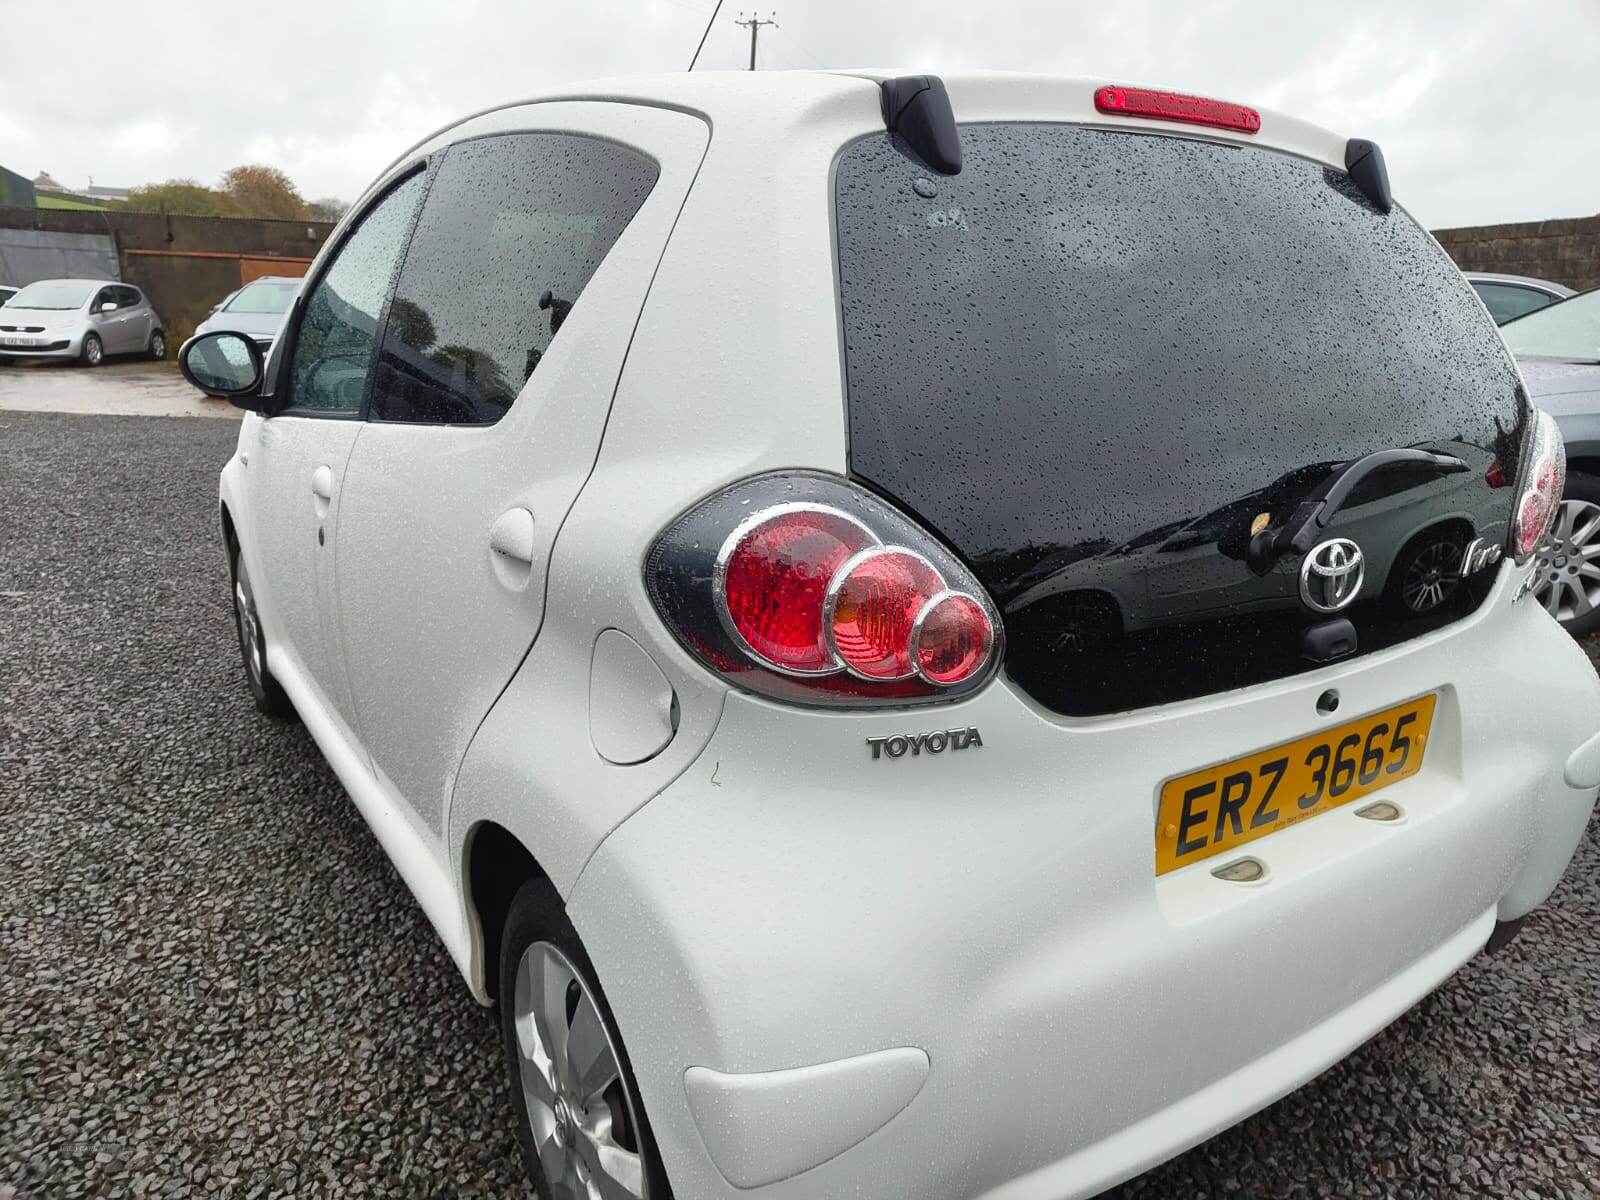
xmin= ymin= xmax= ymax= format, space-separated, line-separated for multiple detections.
xmin=1 ymin=410 xmax=1597 ymax=1198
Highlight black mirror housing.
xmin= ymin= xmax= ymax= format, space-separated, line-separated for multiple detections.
xmin=179 ymin=330 xmax=267 ymax=410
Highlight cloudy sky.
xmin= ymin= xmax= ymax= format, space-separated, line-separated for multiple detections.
xmin=3 ymin=0 xmax=1595 ymax=230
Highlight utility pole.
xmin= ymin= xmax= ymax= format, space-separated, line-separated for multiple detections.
xmin=733 ymin=12 xmax=777 ymax=70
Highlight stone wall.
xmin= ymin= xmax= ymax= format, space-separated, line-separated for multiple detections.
xmin=1433 ymin=214 xmax=1600 ymax=294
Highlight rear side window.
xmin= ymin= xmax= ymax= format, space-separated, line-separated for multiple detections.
xmin=1473 ymin=281 xmax=1554 ymax=324
xmin=287 ymin=171 xmax=427 ymax=414
xmin=370 ymin=132 xmax=658 ymax=426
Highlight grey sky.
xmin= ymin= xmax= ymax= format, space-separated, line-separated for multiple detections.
xmin=3 ymin=0 xmax=1595 ymax=229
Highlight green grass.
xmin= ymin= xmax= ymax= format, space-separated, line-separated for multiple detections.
xmin=36 ymin=194 xmax=107 ymax=211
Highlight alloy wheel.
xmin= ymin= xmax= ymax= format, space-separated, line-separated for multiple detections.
xmin=1400 ymin=540 xmax=1463 ymax=614
xmin=151 ymin=332 xmax=166 ymax=359
xmin=513 ymin=941 xmax=647 ymax=1200
xmin=1535 ymin=499 xmax=1600 ymax=622
xmin=234 ymin=572 xmax=264 ymax=685
xmin=85 ymin=337 xmax=102 ymax=365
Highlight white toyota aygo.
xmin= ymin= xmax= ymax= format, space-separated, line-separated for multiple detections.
xmin=180 ymin=71 xmax=1600 ymax=1200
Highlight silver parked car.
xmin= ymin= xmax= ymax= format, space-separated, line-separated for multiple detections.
xmin=194 ymin=275 xmax=299 ymax=355
xmin=0 ymin=278 xmax=167 ymax=366
xmin=1466 ymin=271 xmax=1575 ymax=325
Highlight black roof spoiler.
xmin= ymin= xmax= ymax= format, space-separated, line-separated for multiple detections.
xmin=1344 ymin=138 xmax=1392 ymax=213
xmin=880 ymin=75 xmax=962 ymax=175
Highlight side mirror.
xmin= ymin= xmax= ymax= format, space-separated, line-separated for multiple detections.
xmin=180 ymin=330 xmax=265 ymax=407
xmin=98 ymin=301 xmax=119 ymax=314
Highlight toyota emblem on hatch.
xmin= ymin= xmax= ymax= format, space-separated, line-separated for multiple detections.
xmin=1300 ymin=538 xmax=1365 ymax=614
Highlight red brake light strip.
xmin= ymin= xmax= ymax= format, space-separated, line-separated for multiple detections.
xmin=1094 ymin=85 xmax=1261 ymax=135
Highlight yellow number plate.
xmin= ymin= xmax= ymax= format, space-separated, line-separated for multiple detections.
xmin=1155 ymin=694 xmax=1436 ymax=876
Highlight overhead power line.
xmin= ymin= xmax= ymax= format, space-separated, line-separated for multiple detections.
xmin=687 ymin=0 xmax=727 ymax=71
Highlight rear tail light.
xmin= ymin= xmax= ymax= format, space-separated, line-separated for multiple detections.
xmin=1510 ymin=408 xmax=1565 ymax=561
xmin=1094 ymin=85 xmax=1261 ymax=135
xmin=649 ymin=473 xmax=1003 ymax=706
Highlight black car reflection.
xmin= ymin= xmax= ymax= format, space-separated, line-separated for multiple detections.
xmin=1000 ymin=442 xmax=1511 ymax=715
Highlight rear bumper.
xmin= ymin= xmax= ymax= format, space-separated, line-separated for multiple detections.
xmin=570 ymin=566 xmax=1599 ymax=1199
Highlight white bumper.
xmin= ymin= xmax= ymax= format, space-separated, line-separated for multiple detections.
xmin=569 ymin=567 xmax=1599 ymax=1200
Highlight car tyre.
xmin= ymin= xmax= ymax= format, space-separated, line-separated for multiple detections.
xmin=498 ymin=876 xmax=671 ymax=1200
xmin=230 ymin=546 xmax=296 ymax=720
xmin=148 ymin=329 xmax=167 ymax=360
xmin=1534 ymin=471 xmax=1600 ymax=638
xmin=81 ymin=333 xmax=103 ymax=367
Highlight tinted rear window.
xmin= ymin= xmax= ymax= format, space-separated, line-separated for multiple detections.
xmin=836 ymin=124 xmax=1523 ymax=715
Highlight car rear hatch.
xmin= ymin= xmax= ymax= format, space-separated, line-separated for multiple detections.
xmin=834 ymin=118 xmax=1527 ymax=717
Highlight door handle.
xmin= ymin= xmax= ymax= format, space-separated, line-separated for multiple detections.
xmin=310 ymin=465 xmax=334 ymax=520
xmin=489 ymin=507 xmax=536 ymax=565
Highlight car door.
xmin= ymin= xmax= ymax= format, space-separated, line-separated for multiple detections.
xmin=104 ymin=285 xmax=135 ymax=351
xmin=241 ymin=168 xmax=429 ymax=743
xmin=119 ymin=286 xmax=152 ymax=349
xmin=88 ymin=286 xmax=123 ymax=351
xmin=333 ymin=103 xmax=707 ymax=837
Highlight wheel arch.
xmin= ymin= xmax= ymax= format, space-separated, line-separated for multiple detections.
xmin=220 ymin=500 xmax=239 ymax=562
xmin=464 ymin=820 xmax=553 ymax=1005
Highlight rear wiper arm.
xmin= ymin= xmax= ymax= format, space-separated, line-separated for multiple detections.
xmin=1246 ymin=448 xmax=1468 ymax=576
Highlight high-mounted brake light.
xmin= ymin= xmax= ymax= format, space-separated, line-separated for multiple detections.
xmin=1511 ymin=409 xmax=1566 ymax=561
xmin=648 ymin=473 xmax=1005 ymax=707
xmin=1094 ymin=85 xmax=1261 ymax=135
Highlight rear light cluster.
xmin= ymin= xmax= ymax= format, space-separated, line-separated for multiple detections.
xmin=1511 ymin=408 xmax=1566 ymax=560
xmin=647 ymin=473 xmax=1004 ymax=707
xmin=1093 ymin=84 xmax=1261 ymax=135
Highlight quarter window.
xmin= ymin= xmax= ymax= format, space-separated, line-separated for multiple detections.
xmin=369 ymin=132 xmax=658 ymax=425
xmin=1471 ymin=281 xmax=1555 ymax=325
xmin=287 ymin=171 xmax=427 ymax=414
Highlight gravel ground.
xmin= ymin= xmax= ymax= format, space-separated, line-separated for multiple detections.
xmin=1 ymin=409 xmax=1597 ymax=1199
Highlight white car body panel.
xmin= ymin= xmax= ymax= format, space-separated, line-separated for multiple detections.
xmin=335 ymin=101 xmax=709 ymax=841
xmin=214 ymin=71 xmax=1600 ymax=1199
xmin=569 ymin=569 xmax=1599 ymax=1199
xmin=240 ymin=415 xmax=367 ymax=743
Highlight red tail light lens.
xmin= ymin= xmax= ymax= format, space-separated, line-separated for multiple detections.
xmin=649 ymin=473 xmax=1005 ymax=707
xmin=827 ymin=549 xmax=943 ymax=679
xmin=914 ymin=593 xmax=994 ymax=685
xmin=719 ymin=506 xmax=872 ymax=673
xmin=1094 ymin=85 xmax=1261 ymax=135
xmin=1511 ymin=409 xmax=1565 ymax=560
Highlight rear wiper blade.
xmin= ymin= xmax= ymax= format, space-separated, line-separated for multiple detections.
xmin=1246 ymin=448 xmax=1468 ymax=575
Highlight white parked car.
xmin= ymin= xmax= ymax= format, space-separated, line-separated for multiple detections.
xmin=0 ymin=278 xmax=166 ymax=365
xmin=179 ymin=72 xmax=1600 ymax=1200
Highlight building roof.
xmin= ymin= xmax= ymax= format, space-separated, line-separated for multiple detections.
xmin=32 ymin=171 xmax=65 ymax=192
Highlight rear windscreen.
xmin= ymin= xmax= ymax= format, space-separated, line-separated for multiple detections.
xmin=835 ymin=123 xmax=1524 ymax=715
